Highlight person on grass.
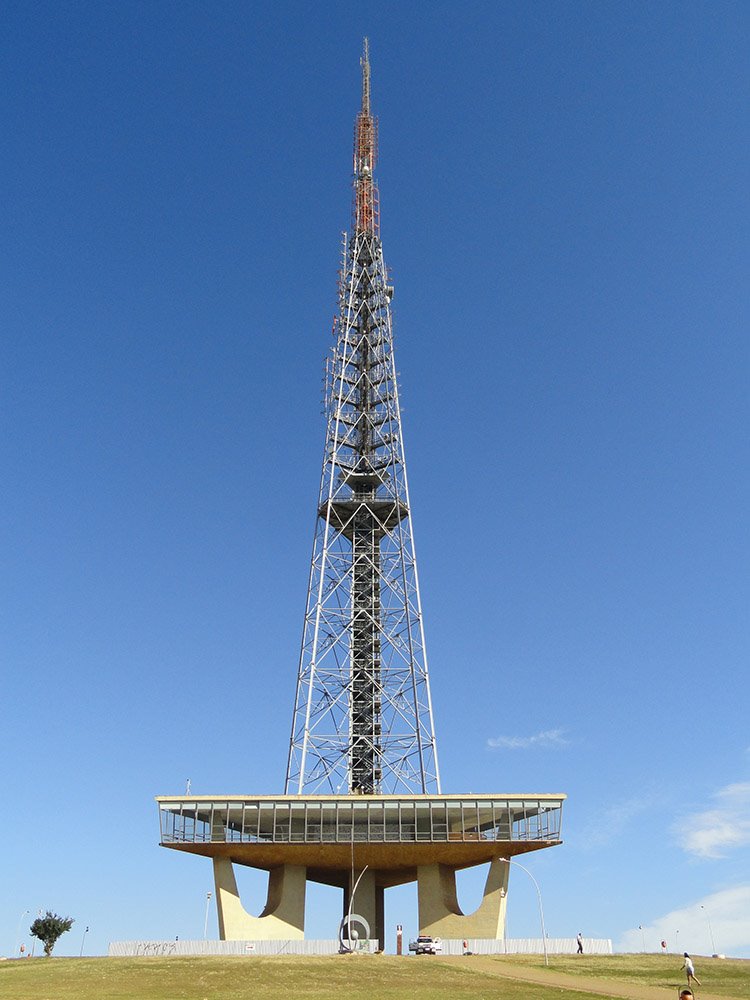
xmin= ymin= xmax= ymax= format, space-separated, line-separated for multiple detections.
xmin=681 ymin=953 xmax=701 ymax=987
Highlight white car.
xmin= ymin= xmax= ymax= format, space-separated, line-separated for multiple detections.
xmin=408 ymin=935 xmax=442 ymax=955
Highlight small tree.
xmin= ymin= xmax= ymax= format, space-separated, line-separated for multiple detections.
xmin=30 ymin=911 xmax=74 ymax=956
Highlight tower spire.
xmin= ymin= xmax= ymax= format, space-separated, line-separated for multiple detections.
xmin=361 ymin=37 xmax=370 ymax=115
xmin=286 ymin=42 xmax=440 ymax=795
xmin=354 ymin=37 xmax=378 ymax=235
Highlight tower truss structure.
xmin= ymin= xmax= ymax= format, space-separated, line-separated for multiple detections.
xmin=156 ymin=41 xmax=565 ymax=950
xmin=286 ymin=40 xmax=440 ymax=796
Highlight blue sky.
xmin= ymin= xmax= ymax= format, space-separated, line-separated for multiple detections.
xmin=2 ymin=0 xmax=749 ymax=959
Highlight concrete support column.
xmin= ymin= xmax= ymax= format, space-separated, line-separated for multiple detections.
xmin=417 ymin=858 xmax=509 ymax=940
xmin=213 ymin=858 xmax=307 ymax=941
xmin=343 ymin=868 xmax=384 ymax=949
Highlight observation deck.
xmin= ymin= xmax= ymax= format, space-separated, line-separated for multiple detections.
xmin=157 ymin=793 xmax=564 ymax=889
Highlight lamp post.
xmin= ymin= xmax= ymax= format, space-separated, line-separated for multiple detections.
xmin=675 ymin=929 xmax=679 ymax=954
xmin=700 ymin=905 xmax=717 ymax=956
xmin=203 ymin=892 xmax=212 ymax=940
xmin=15 ymin=909 xmax=29 ymax=958
xmin=30 ymin=909 xmax=43 ymax=958
xmin=639 ymin=925 xmax=646 ymax=952
xmin=79 ymin=926 xmax=89 ymax=958
xmin=500 ymin=858 xmax=548 ymax=967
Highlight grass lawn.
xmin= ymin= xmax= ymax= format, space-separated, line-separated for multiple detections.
xmin=490 ymin=953 xmax=750 ymax=998
xmin=0 ymin=955 xmax=618 ymax=1000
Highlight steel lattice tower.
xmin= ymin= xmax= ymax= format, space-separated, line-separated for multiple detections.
xmin=286 ymin=40 xmax=440 ymax=797
xmin=157 ymin=43 xmax=565 ymax=946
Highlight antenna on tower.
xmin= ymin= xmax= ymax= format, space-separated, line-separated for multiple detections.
xmin=353 ymin=37 xmax=378 ymax=234
xmin=360 ymin=37 xmax=370 ymax=115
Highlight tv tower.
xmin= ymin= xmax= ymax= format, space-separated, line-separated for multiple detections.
xmin=285 ymin=38 xmax=440 ymax=797
xmin=156 ymin=41 xmax=564 ymax=951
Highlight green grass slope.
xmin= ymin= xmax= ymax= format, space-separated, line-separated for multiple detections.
xmin=0 ymin=955 xmax=618 ymax=1000
xmin=491 ymin=953 xmax=750 ymax=998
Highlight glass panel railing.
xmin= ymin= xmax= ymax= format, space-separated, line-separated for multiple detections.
xmin=157 ymin=797 xmax=563 ymax=846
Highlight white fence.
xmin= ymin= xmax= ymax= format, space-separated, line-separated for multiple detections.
xmin=439 ymin=937 xmax=613 ymax=956
xmin=109 ymin=936 xmax=610 ymax=958
xmin=108 ymin=939 xmax=378 ymax=957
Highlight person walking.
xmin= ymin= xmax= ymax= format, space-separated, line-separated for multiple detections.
xmin=681 ymin=953 xmax=701 ymax=987
xmin=576 ymin=932 xmax=584 ymax=955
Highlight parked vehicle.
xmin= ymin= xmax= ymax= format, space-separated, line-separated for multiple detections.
xmin=408 ymin=935 xmax=442 ymax=955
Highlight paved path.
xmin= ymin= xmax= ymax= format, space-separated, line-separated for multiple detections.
xmin=441 ymin=956 xmax=743 ymax=1000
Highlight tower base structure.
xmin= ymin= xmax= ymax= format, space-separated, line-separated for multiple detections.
xmin=417 ymin=858 xmax=509 ymax=939
xmin=213 ymin=858 xmax=306 ymax=940
xmin=157 ymin=793 xmax=564 ymax=945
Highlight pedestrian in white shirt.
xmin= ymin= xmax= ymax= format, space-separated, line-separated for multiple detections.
xmin=681 ymin=953 xmax=701 ymax=987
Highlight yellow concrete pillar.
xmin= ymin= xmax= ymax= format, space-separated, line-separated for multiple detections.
xmin=417 ymin=858 xmax=509 ymax=940
xmin=213 ymin=858 xmax=307 ymax=941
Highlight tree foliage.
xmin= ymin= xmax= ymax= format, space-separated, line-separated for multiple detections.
xmin=30 ymin=911 xmax=74 ymax=956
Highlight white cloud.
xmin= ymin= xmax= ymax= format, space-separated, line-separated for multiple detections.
xmin=487 ymin=728 xmax=569 ymax=750
xmin=678 ymin=782 xmax=750 ymax=859
xmin=617 ymin=885 xmax=750 ymax=959
xmin=581 ymin=794 xmax=655 ymax=849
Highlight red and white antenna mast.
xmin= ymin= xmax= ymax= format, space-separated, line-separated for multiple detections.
xmin=353 ymin=37 xmax=379 ymax=235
